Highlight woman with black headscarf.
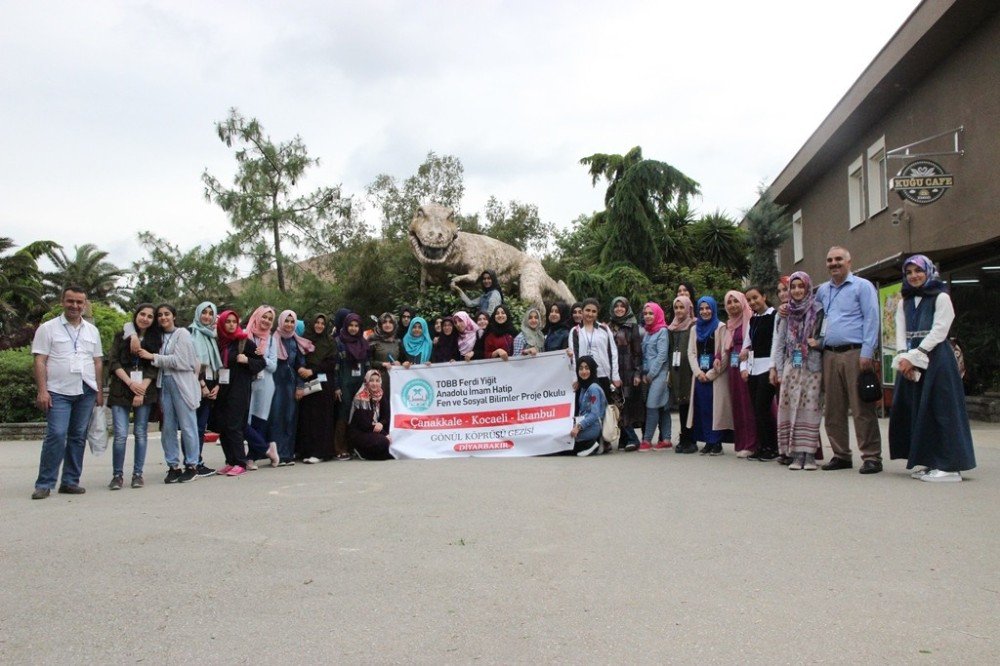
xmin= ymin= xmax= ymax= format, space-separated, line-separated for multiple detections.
xmin=369 ymin=312 xmax=402 ymax=391
xmin=333 ymin=312 xmax=370 ymax=461
xmin=570 ymin=356 xmax=607 ymax=457
xmin=297 ymin=313 xmax=337 ymax=463
xmin=543 ymin=302 xmax=572 ymax=352
xmin=453 ymin=269 xmax=503 ymax=316
xmin=431 ymin=316 xmax=462 ymax=362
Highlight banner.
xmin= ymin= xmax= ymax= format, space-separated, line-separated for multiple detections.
xmin=879 ymin=281 xmax=903 ymax=386
xmin=388 ymin=351 xmax=576 ymax=459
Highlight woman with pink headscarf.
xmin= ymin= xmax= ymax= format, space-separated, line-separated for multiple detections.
xmin=668 ymin=295 xmax=698 ymax=453
xmin=722 ymin=290 xmax=757 ymax=457
xmin=640 ymin=302 xmax=671 ymax=449
xmin=245 ymin=305 xmax=280 ymax=467
xmin=268 ymin=310 xmax=314 ymax=465
xmin=452 ymin=311 xmax=479 ymax=362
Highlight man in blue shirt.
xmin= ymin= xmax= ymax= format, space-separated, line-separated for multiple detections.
xmin=816 ymin=246 xmax=883 ymax=473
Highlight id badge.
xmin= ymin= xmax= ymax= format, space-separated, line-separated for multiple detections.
xmin=69 ymin=354 xmax=83 ymax=374
xmin=218 ymin=368 xmax=231 ymax=385
xmin=351 ymin=366 xmax=362 ymax=377
xmin=747 ymin=351 xmax=755 ymax=368
xmin=129 ymin=370 xmax=144 ymax=384
xmin=205 ymin=367 xmax=214 ymax=381
xmin=729 ymin=352 xmax=739 ymax=368
xmin=792 ymin=349 xmax=803 ymax=368
xmin=699 ymin=353 xmax=711 ymax=371
xmin=819 ymin=317 xmax=828 ymax=338
xmin=316 ymin=373 xmax=328 ymax=383
xmin=672 ymin=351 xmax=681 ymax=368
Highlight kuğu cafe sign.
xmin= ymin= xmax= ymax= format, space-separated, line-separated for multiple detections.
xmin=890 ymin=159 xmax=954 ymax=205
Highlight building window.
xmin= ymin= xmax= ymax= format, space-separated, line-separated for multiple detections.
xmin=867 ymin=136 xmax=887 ymax=216
xmin=792 ymin=209 xmax=803 ymax=263
xmin=848 ymin=155 xmax=864 ymax=228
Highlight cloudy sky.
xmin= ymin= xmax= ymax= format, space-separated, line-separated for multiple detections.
xmin=2 ymin=0 xmax=920 ymax=273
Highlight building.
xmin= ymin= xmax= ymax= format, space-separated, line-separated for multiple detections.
xmin=762 ymin=0 xmax=1000 ymax=401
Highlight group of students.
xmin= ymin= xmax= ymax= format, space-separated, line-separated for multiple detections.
xmin=31 ymin=255 xmax=977 ymax=498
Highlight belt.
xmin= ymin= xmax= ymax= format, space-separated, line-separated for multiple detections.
xmin=824 ymin=343 xmax=862 ymax=353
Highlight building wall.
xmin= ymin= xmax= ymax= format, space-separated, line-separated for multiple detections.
xmin=778 ymin=9 xmax=1000 ymax=279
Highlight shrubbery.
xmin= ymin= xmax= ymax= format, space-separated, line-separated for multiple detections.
xmin=0 ymin=347 xmax=42 ymax=423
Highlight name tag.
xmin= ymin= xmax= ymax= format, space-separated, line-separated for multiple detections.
xmin=218 ymin=368 xmax=231 ymax=385
xmin=69 ymin=354 xmax=83 ymax=374
xmin=204 ymin=367 xmax=214 ymax=381
xmin=129 ymin=370 xmax=144 ymax=384
xmin=792 ymin=349 xmax=803 ymax=368
xmin=699 ymin=354 xmax=711 ymax=371
xmin=672 ymin=351 xmax=681 ymax=367
xmin=819 ymin=318 xmax=828 ymax=338
xmin=316 ymin=373 xmax=328 ymax=383
xmin=729 ymin=352 xmax=739 ymax=368
xmin=351 ymin=366 xmax=362 ymax=377
xmin=747 ymin=351 xmax=755 ymax=368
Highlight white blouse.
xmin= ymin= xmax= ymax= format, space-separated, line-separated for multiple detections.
xmin=892 ymin=293 xmax=954 ymax=371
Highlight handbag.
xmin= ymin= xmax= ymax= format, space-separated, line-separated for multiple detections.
xmin=602 ymin=402 xmax=621 ymax=444
xmin=87 ymin=405 xmax=111 ymax=456
xmin=300 ymin=378 xmax=323 ymax=397
xmin=857 ymin=368 xmax=881 ymax=403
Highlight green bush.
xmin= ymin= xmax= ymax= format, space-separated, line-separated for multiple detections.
xmin=0 ymin=347 xmax=42 ymax=423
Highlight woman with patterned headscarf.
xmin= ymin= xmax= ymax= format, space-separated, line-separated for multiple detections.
xmin=722 ymin=290 xmax=756 ymax=457
xmin=244 ymin=305 xmax=280 ymax=467
xmin=669 ymin=295 xmax=697 ymax=453
xmin=348 ymin=370 xmax=393 ymax=460
xmin=888 ymin=255 xmax=975 ymax=482
xmin=608 ymin=297 xmax=645 ymax=451
xmin=268 ymin=310 xmax=314 ymax=465
xmin=370 ymin=312 xmax=402 ymax=389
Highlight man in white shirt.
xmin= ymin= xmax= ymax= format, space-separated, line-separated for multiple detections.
xmin=31 ymin=286 xmax=104 ymax=499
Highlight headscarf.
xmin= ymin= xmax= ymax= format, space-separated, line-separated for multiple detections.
xmin=273 ymin=310 xmax=315 ymax=360
xmin=486 ymin=304 xmax=517 ymax=338
xmin=608 ymin=297 xmax=638 ymax=328
xmin=246 ymin=305 xmax=276 ymax=345
xmin=478 ymin=270 xmax=503 ymax=315
xmin=786 ymin=271 xmax=821 ymax=356
xmin=677 ymin=282 xmax=697 ymax=302
xmin=215 ymin=309 xmax=248 ymax=366
xmin=695 ymin=296 xmax=720 ymax=343
xmin=901 ymin=254 xmax=946 ymax=298
xmin=576 ymin=355 xmax=599 ymax=392
xmin=350 ymin=369 xmax=384 ymax=424
xmin=338 ymin=312 xmax=369 ymax=363
xmin=519 ymin=307 xmax=546 ymax=351
xmin=723 ymin=290 xmax=753 ymax=352
xmin=303 ymin=313 xmax=335 ymax=362
xmin=668 ymin=295 xmax=695 ymax=332
xmin=543 ymin=302 xmax=570 ymax=334
xmin=402 ymin=316 xmax=433 ymax=363
xmin=332 ymin=308 xmax=352 ymax=334
xmin=189 ymin=301 xmax=222 ymax=371
xmin=643 ymin=302 xmax=667 ymax=335
xmin=398 ymin=305 xmax=415 ymax=329
xmin=452 ymin=311 xmax=478 ymax=356
xmin=371 ymin=312 xmax=398 ymax=344
xmin=570 ymin=302 xmax=584 ymax=325
xmin=431 ymin=317 xmax=461 ymax=362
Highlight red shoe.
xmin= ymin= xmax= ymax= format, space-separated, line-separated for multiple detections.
xmin=226 ymin=466 xmax=247 ymax=476
xmin=653 ymin=440 xmax=673 ymax=450
xmin=638 ymin=441 xmax=653 ymax=451
xmin=217 ymin=465 xmax=234 ymax=475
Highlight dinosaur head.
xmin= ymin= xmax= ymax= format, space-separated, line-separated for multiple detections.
xmin=409 ymin=203 xmax=458 ymax=265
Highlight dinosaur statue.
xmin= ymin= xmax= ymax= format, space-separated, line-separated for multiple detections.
xmin=408 ymin=203 xmax=576 ymax=309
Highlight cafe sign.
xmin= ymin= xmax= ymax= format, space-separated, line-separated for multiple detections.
xmin=890 ymin=159 xmax=954 ymax=204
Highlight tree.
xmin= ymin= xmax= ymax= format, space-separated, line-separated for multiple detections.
xmin=688 ymin=210 xmax=750 ymax=275
xmin=580 ymin=146 xmax=700 ymax=274
xmin=367 ymin=152 xmax=465 ymax=242
xmin=127 ymin=232 xmax=235 ymax=315
xmin=744 ymin=186 xmax=790 ymax=294
xmin=0 ymin=237 xmax=58 ymax=340
xmin=202 ymin=108 xmax=353 ymax=292
xmin=480 ymin=197 xmax=554 ymax=254
xmin=43 ymin=243 xmax=128 ymax=306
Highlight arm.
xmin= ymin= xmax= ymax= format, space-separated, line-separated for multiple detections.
xmin=93 ymin=357 xmax=104 ymax=406
xmin=512 ymin=334 xmax=525 ymax=357
xmin=897 ymin=294 xmax=955 ymax=372
xmin=34 ymin=354 xmax=51 ymax=411
xmin=577 ymin=387 xmax=606 ymax=431
xmin=607 ymin=326 xmax=620 ymax=384
xmin=859 ymin=280 xmax=881 ymax=361
xmin=646 ymin=331 xmax=669 ymax=380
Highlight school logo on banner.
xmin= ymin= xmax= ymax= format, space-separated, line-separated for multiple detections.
xmin=400 ymin=379 xmax=434 ymax=412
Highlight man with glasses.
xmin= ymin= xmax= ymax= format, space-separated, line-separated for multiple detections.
xmin=31 ymin=286 xmax=104 ymax=499
xmin=816 ymin=246 xmax=883 ymax=474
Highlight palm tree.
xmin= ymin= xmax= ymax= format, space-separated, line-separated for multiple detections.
xmin=689 ymin=210 xmax=750 ymax=275
xmin=580 ymin=146 xmax=700 ymax=274
xmin=744 ymin=186 xmax=790 ymax=293
xmin=0 ymin=237 xmax=58 ymax=336
xmin=44 ymin=243 xmax=128 ymax=306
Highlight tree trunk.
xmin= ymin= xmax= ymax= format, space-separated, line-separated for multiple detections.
xmin=273 ymin=219 xmax=285 ymax=292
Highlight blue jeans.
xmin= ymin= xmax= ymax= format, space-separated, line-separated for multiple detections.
xmin=644 ymin=407 xmax=672 ymax=443
xmin=196 ymin=395 xmax=213 ymax=462
xmin=35 ymin=386 xmax=96 ymax=490
xmin=111 ymin=403 xmax=151 ymax=476
xmin=159 ymin=374 xmax=200 ymax=467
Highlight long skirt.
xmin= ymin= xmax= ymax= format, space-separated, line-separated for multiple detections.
xmin=777 ymin=365 xmax=823 ymax=457
xmin=296 ymin=380 xmax=336 ymax=459
xmin=268 ymin=364 xmax=299 ymax=462
xmin=691 ymin=380 xmax=723 ymax=445
xmin=889 ymin=344 xmax=975 ymax=472
xmin=727 ymin=366 xmax=757 ymax=453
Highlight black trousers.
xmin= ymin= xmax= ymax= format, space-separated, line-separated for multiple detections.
xmin=747 ymin=373 xmax=778 ymax=455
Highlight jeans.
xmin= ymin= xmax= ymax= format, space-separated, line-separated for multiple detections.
xmin=159 ymin=374 xmax=200 ymax=467
xmin=618 ymin=423 xmax=640 ymax=447
xmin=111 ymin=403 xmax=151 ymax=476
xmin=196 ymin=395 xmax=213 ymax=463
xmin=644 ymin=407 xmax=672 ymax=443
xmin=35 ymin=386 xmax=96 ymax=490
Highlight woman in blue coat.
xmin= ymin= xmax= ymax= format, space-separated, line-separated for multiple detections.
xmin=570 ymin=356 xmax=607 ymax=457
xmin=640 ymin=302 xmax=671 ymax=449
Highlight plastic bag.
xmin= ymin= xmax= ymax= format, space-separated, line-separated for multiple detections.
xmin=87 ymin=405 xmax=111 ymax=456
xmin=602 ymin=403 xmax=621 ymax=444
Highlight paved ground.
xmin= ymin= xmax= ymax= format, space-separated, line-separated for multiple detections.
xmin=2 ymin=418 xmax=998 ymax=664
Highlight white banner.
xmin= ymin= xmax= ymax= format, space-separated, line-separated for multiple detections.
xmin=388 ymin=351 xmax=576 ymax=459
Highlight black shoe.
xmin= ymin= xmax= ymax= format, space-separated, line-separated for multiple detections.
xmin=108 ymin=476 xmax=124 ymax=490
xmin=859 ymin=460 xmax=883 ymax=475
xmin=58 ymin=484 xmax=86 ymax=494
xmin=821 ymin=456 xmax=853 ymax=471
xmin=699 ymin=445 xmax=712 ymax=455
xmin=131 ymin=474 xmax=144 ymax=488
xmin=164 ymin=467 xmax=183 ymax=484
xmin=178 ymin=465 xmax=198 ymax=483
xmin=709 ymin=444 xmax=724 ymax=456
xmin=31 ymin=487 xmax=50 ymax=500
xmin=777 ymin=455 xmax=794 ymax=466
xmin=754 ymin=451 xmax=779 ymax=462
xmin=195 ymin=464 xmax=216 ymax=478
xmin=676 ymin=442 xmax=698 ymax=454
xmin=624 ymin=443 xmax=638 ymax=452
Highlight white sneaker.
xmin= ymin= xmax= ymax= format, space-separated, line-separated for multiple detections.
xmin=910 ymin=466 xmax=929 ymax=479
xmin=921 ymin=469 xmax=962 ymax=483
xmin=577 ymin=441 xmax=600 ymax=457
xmin=303 ymin=456 xmax=320 ymax=464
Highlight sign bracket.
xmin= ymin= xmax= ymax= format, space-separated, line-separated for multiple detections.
xmin=886 ymin=126 xmax=964 ymax=160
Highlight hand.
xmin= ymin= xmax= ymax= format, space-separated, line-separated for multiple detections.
xmin=740 ymin=370 xmax=749 ymax=382
xmin=373 ymin=423 xmax=383 ymax=433
xmin=566 ymin=348 xmax=573 ymax=359
xmin=132 ymin=395 xmax=143 ymax=408
xmin=860 ymin=356 xmax=874 ymax=372
xmin=201 ymin=384 xmax=210 ymax=397
xmin=36 ymin=389 xmax=52 ymax=411
xmin=208 ymin=386 xmax=219 ymax=400
xmin=739 ymin=349 xmax=749 ymax=362
xmin=335 ymin=389 xmax=342 ymax=401
xmin=612 ymin=379 xmax=622 ymax=388
xmin=129 ymin=336 xmax=142 ymax=354
xmin=806 ymin=337 xmax=819 ymax=349
xmin=95 ymin=391 xmax=104 ymax=407
xmin=255 ymin=346 xmax=264 ymax=356
xmin=713 ymin=358 xmax=721 ymax=372
xmin=643 ymin=375 xmax=651 ymax=385
xmin=131 ymin=382 xmax=146 ymax=397
xmin=295 ymin=388 xmax=306 ymax=401
xmin=237 ymin=353 xmax=249 ymax=364
xmin=570 ymin=425 xmax=580 ymax=437
xmin=778 ymin=303 xmax=789 ymax=317
xmin=463 ymin=353 xmax=474 ymax=362
xmin=633 ymin=376 xmax=640 ymax=387
xmin=382 ymin=362 xmax=391 ymax=370
xmin=697 ymin=372 xmax=709 ymax=383
xmin=494 ymin=349 xmax=508 ymax=360
xmin=402 ymin=362 xmax=411 ymax=369
xmin=297 ymin=367 xmax=311 ymax=379
xmin=137 ymin=349 xmax=154 ymax=361
xmin=769 ymin=368 xmax=780 ymax=386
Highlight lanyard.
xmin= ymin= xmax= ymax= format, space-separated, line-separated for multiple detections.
xmin=824 ymin=281 xmax=848 ymax=315
xmin=161 ymin=332 xmax=174 ymax=354
xmin=62 ymin=322 xmax=82 ymax=352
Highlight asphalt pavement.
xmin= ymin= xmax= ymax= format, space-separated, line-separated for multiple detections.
xmin=2 ymin=418 xmax=998 ymax=664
